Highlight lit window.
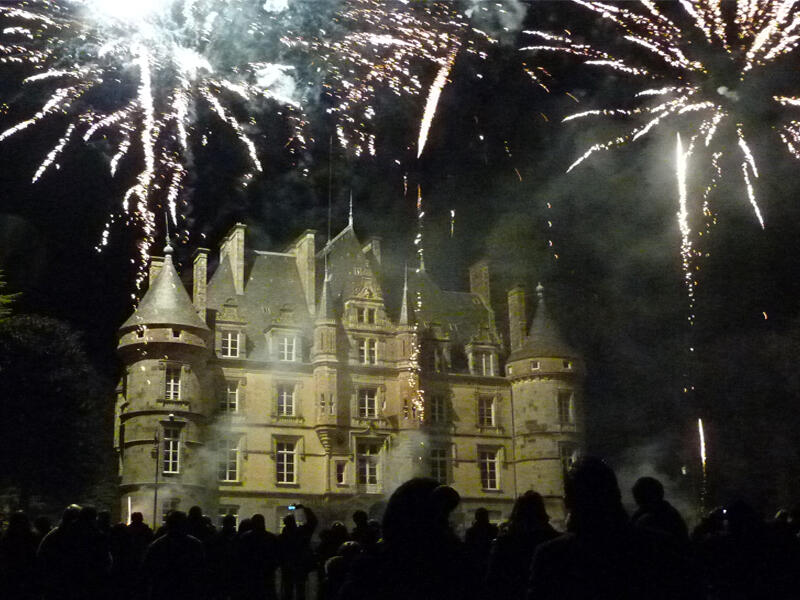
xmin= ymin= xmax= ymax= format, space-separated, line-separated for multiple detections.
xmin=220 ymin=381 xmax=239 ymax=413
xmin=277 ymin=385 xmax=295 ymax=417
xmin=358 ymin=388 xmax=378 ymax=418
xmin=479 ymin=449 xmax=499 ymax=490
xmin=563 ymin=360 xmax=573 ymax=370
xmin=430 ymin=447 xmax=448 ymax=484
xmin=278 ymin=336 xmax=297 ymax=361
xmin=218 ymin=438 xmax=240 ymax=482
xmin=218 ymin=506 xmax=239 ymax=528
xmin=356 ymin=442 xmax=380 ymax=487
xmin=165 ymin=366 xmax=181 ymax=401
xmin=276 ymin=442 xmax=296 ymax=484
xmin=336 ymin=462 xmax=346 ymax=485
xmin=530 ymin=360 xmax=540 ymax=371
xmin=557 ymin=390 xmax=575 ymax=424
xmin=478 ymin=396 xmax=495 ymax=427
xmin=428 ymin=395 xmax=446 ymax=424
xmin=359 ymin=338 xmax=377 ymax=364
xmin=221 ymin=331 xmax=240 ymax=358
xmin=162 ymin=427 xmax=181 ymax=474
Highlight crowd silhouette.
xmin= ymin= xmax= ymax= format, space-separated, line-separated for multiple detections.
xmin=1 ymin=456 xmax=799 ymax=599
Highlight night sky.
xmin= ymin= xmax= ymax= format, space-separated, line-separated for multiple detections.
xmin=1 ymin=0 xmax=800 ymax=515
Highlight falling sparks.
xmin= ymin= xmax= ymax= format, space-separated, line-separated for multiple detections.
xmin=698 ymin=417 xmax=708 ymax=501
xmin=523 ymin=0 xmax=800 ymax=227
xmin=0 ymin=0 xmax=308 ymax=288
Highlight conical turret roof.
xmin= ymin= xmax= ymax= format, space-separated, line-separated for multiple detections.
xmin=316 ymin=265 xmax=335 ymax=322
xmin=121 ymin=245 xmax=209 ymax=332
xmin=508 ymin=283 xmax=577 ymax=362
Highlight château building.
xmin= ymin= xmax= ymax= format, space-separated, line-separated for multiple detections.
xmin=115 ymin=219 xmax=584 ymax=531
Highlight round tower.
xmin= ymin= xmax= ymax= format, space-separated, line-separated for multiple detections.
xmin=116 ymin=244 xmax=214 ymax=526
xmin=506 ymin=283 xmax=584 ymax=525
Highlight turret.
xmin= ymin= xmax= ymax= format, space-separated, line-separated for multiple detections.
xmin=116 ymin=244 xmax=215 ymax=526
xmin=506 ymin=283 xmax=584 ymax=526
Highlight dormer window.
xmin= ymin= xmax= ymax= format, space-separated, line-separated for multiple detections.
xmin=471 ymin=350 xmax=496 ymax=376
xmin=357 ymin=307 xmax=376 ymax=324
xmin=221 ymin=331 xmax=240 ymax=358
xmin=278 ymin=335 xmax=298 ymax=362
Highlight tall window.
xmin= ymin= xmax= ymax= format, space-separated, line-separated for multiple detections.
xmin=474 ymin=351 xmax=495 ymax=376
xmin=335 ymin=462 xmax=346 ymax=485
xmin=220 ymin=381 xmax=239 ymax=413
xmin=277 ymin=385 xmax=295 ymax=417
xmin=479 ymin=449 xmax=499 ymax=490
xmin=162 ymin=426 xmax=181 ymax=474
xmin=276 ymin=442 xmax=296 ymax=484
xmin=478 ymin=396 xmax=495 ymax=427
xmin=357 ymin=307 xmax=376 ymax=324
xmin=557 ymin=390 xmax=575 ymax=424
xmin=278 ymin=336 xmax=297 ymax=361
xmin=430 ymin=447 xmax=448 ymax=484
xmin=221 ymin=331 xmax=240 ymax=358
xmin=165 ymin=366 xmax=181 ymax=401
xmin=359 ymin=338 xmax=377 ymax=364
xmin=358 ymin=388 xmax=378 ymax=418
xmin=218 ymin=438 xmax=240 ymax=482
xmin=428 ymin=395 xmax=446 ymax=424
xmin=356 ymin=442 xmax=380 ymax=487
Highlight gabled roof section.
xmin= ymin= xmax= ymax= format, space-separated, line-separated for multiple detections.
xmin=317 ymin=224 xmax=383 ymax=302
xmin=121 ymin=246 xmax=208 ymax=332
xmin=509 ymin=283 xmax=578 ymax=361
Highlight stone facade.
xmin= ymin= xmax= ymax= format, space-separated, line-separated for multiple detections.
xmin=115 ymin=222 xmax=584 ymax=532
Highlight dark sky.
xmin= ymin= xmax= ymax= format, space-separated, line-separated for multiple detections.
xmin=1 ymin=1 xmax=800 ymax=514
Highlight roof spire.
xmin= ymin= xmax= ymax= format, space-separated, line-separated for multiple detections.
xmin=164 ymin=212 xmax=173 ymax=256
xmin=399 ymin=263 xmax=412 ymax=326
xmin=348 ymin=190 xmax=353 ymax=228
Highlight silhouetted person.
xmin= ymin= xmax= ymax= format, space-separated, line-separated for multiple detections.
xmin=206 ymin=514 xmax=239 ymax=600
xmin=0 ymin=512 xmax=39 ymax=599
xmin=322 ymin=541 xmax=361 ymax=600
xmin=33 ymin=516 xmax=52 ymax=545
xmin=142 ymin=510 xmax=206 ymax=600
xmin=528 ymin=456 xmax=699 ymax=600
xmin=338 ymin=478 xmax=480 ymax=600
xmin=38 ymin=504 xmax=83 ymax=600
xmin=631 ymin=477 xmax=689 ymax=544
xmin=349 ymin=511 xmax=377 ymax=553
xmin=236 ymin=513 xmax=281 ymax=600
xmin=316 ymin=521 xmax=349 ymax=600
xmin=464 ymin=507 xmax=498 ymax=577
xmin=128 ymin=512 xmax=154 ymax=564
xmin=71 ymin=506 xmax=112 ymax=600
xmin=188 ymin=505 xmax=215 ymax=543
xmin=108 ymin=523 xmax=134 ymax=600
xmin=485 ymin=492 xmax=558 ymax=600
xmin=279 ymin=505 xmax=318 ymax=600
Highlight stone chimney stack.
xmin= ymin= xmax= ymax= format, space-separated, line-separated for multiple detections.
xmin=469 ymin=259 xmax=491 ymax=308
xmin=193 ymin=248 xmax=209 ymax=322
xmin=220 ymin=223 xmax=246 ymax=295
xmin=508 ymin=285 xmax=527 ymax=351
xmin=288 ymin=230 xmax=316 ymax=317
xmin=148 ymin=256 xmax=165 ymax=287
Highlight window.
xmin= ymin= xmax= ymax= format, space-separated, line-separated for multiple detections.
xmin=218 ymin=506 xmax=239 ymax=528
xmin=172 ymin=329 xmax=181 ymax=339
xmin=560 ymin=443 xmax=578 ymax=475
xmin=479 ymin=449 xmax=499 ymax=490
xmin=557 ymin=390 xmax=575 ymax=424
xmin=277 ymin=385 xmax=295 ymax=417
xmin=221 ymin=331 xmax=240 ymax=358
xmin=428 ymin=395 xmax=446 ymax=424
xmin=359 ymin=338 xmax=377 ymax=364
xmin=356 ymin=442 xmax=380 ymax=487
xmin=357 ymin=307 xmax=376 ymax=324
xmin=276 ymin=441 xmax=296 ymax=484
xmin=530 ymin=360 xmax=540 ymax=371
xmin=335 ymin=461 xmax=346 ymax=485
xmin=278 ymin=336 xmax=297 ymax=361
xmin=220 ymin=381 xmax=239 ymax=413
xmin=563 ymin=359 xmax=573 ymax=370
xmin=430 ymin=447 xmax=449 ymax=484
xmin=165 ymin=366 xmax=181 ymax=401
xmin=358 ymin=388 xmax=378 ymax=418
xmin=162 ymin=426 xmax=181 ymax=474
xmin=478 ymin=396 xmax=495 ymax=427
xmin=218 ymin=438 xmax=240 ymax=482
xmin=474 ymin=351 xmax=495 ymax=376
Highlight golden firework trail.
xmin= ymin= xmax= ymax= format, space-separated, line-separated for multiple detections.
xmin=523 ymin=0 xmax=800 ymax=228
xmin=0 ymin=0 xmax=308 ymax=289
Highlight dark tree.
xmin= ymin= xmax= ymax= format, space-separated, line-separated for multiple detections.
xmin=0 ymin=314 xmax=112 ymax=509
xmin=0 ymin=269 xmax=19 ymax=323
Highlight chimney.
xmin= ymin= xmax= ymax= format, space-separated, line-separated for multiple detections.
xmin=288 ymin=230 xmax=316 ymax=317
xmin=469 ymin=259 xmax=491 ymax=308
xmin=508 ymin=285 xmax=526 ymax=351
xmin=148 ymin=256 xmax=165 ymax=287
xmin=193 ymin=248 xmax=209 ymax=322
xmin=363 ymin=237 xmax=382 ymax=264
xmin=220 ymin=223 xmax=246 ymax=295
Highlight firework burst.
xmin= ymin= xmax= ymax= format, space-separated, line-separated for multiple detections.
xmin=523 ymin=0 xmax=800 ymax=229
xmin=0 ymin=0 xmax=308 ymax=288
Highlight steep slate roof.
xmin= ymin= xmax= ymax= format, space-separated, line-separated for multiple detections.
xmin=121 ymin=247 xmax=208 ymax=332
xmin=206 ymin=251 xmax=311 ymax=359
xmin=317 ymin=224 xmax=383 ymax=305
xmin=508 ymin=284 xmax=578 ymax=361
